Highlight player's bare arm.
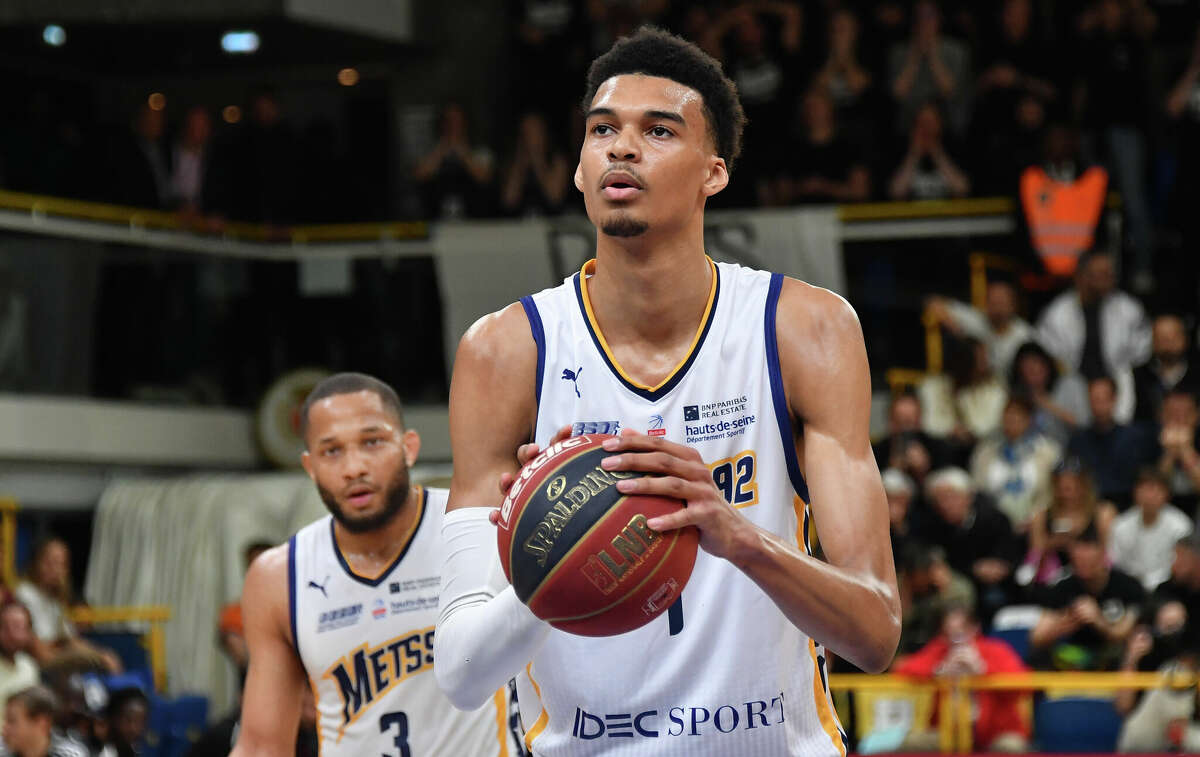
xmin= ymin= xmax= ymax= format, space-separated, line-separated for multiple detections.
xmin=231 ymin=544 xmax=306 ymax=757
xmin=603 ymin=279 xmax=900 ymax=673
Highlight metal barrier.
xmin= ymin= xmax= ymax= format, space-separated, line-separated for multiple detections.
xmin=829 ymin=671 xmax=1186 ymax=754
xmin=69 ymin=605 xmax=172 ymax=692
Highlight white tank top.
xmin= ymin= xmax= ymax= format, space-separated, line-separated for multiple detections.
xmin=291 ymin=486 xmax=520 ymax=756
xmin=514 ymin=259 xmax=849 ymax=757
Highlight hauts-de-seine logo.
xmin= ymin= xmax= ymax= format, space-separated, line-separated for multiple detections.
xmin=684 ymin=395 xmax=757 ymax=444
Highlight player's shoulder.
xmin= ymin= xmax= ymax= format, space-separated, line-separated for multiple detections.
xmin=243 ymin=541 xmax=291 ymax=599
xmin=773 ymin=275 xmax=864 ymax=364
xmin=455 ymin=301 xmax=537 ymax=370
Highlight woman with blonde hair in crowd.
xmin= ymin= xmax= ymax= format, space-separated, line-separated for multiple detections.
xmin=1018 ymin=459 xmax=1117 ymax=588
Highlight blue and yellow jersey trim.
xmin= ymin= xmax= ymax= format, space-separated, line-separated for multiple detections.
xmin=330 ymin=486 xmax=427 ymax=586
xmin=573 ymin=257 xmax=720 ymax=402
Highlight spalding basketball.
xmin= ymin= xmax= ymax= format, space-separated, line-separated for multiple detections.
xmin=497 ymin=433 xmax=699 ymax=636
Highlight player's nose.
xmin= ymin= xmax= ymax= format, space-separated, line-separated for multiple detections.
xmin=607 ymin=126 xmax=640 ymax=162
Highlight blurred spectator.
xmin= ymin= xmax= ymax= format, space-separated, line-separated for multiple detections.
xmin=499 ymin=112 xmax=570 ymax=216
xmin=919 ymin=336 xmax=1006 ymax=444
xmin=1164 ymin=28 xmax=1200 ymax=310
xmin=217 ymin=541 xmax=273 ymax=684
xmin=1134 ymin=314 xmax=1200 ymax=424
xmin=883 ymin=467 xmax=918 ymax=559
xmin=919 ymin=467 xmax=1021 ymax=625
xmin=974 ymin=0 xmax=1056 ymax=128
xmin=1021 ymin=460 xmax=1117 ymax=588
xmin=15 ymin=539 xmax=120 ymax=675
xmin=1036 ymin=250 xmax=1152 ymax=424
xmin=245 ymin=91 xmax=299 ymax=225
xmin=888 ymin=0 xmax=971 ymax=135
xmin=781 ymin=88 xmax=870 ymax=204
xmin=811 ymin=9 xmax=874 ymax=133
xmin=924 ymin=280 xmax=1035 ymax=382
xmin=1 ymin=685 xmax=88 ymax=757
xmin=168 ymin=107 xmax=212 ymax=216
xmin=970 ymin=394 xmax=1062 ymax=533
xmin=893 ymin=605 xmax=1031 ymax=752
xmin=1074 ymin=0 xmax=1157 ymax=289
xmin=887 ymin=101 xmax=970 ymax=200
xmin=413 ymin=103 xmax=495 ymax=219
xmin=872 ymin=391 xmax=951 ymax=488
xmin=1068 ymin=375 xmax=1154 ymax=505
xmin=0 ymin=604 xmax=38 ymax=712
xmin=1018 ymin=123 xmax=1109 ymax=280
xmin=42 ymin=672 xmax=107 ymax=757
xmin=1008 ymin=340 xmax=1089 ymax=445
xmin=897 ymin=543 xmax=976 ymax=655
xmin=0 ymin=268 xmax=29 ymax=392
xmin=1117 ymin=651 xmax=1200 ymax=753
xmin=1155 ymin=388 xmax=1200 ymax=514
xmin=111 ymin=104 xmax=169 ymax=210
xmin=1110 ymin=468 xmax=1193 ymax=590
xmin=1032 ymin=522 xmax=1144 ymax=670
xmin=511 ymin=0 xmax=585 ymax=111
xmin=101 ymin=688 xmax=147 ymax=757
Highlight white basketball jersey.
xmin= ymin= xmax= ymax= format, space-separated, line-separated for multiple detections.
xmin=291 ymin=487 xmax=520 ymax=756
xmin=514 ymin=259 xmax=849 ymax=756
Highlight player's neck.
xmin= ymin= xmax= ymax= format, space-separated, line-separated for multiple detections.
xmin=333 ymin=486 xmax=423 ymax=572
xmin=590 ymin=227 xmax=712 ymax=347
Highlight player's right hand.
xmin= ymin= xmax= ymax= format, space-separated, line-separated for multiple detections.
xmin=490 ymin=425 xmax=572 ymax=525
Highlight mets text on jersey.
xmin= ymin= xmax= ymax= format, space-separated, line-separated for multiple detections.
xmin=570 ymin=693 xmax=786 ymax=741
xmin=323 ymin=626 xmax=435 ymax=739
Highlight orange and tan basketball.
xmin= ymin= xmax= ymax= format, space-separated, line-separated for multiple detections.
xmin=496 ymin=433 xmax=699 ymax=636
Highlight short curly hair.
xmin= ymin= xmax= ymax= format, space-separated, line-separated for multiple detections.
xmin=582 ymin=26 xmax=746 ymax=174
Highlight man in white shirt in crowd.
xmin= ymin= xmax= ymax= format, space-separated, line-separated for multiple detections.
xmin=925 ymin=279 xmax=1035 ymax=379
xmin=0 ymin=604 xmax=39 ymax=713
xmin=1111 ymin=468 xmax=1194 ymax=591
xmin=1037 ymin=250 xmax=1151 ymax=424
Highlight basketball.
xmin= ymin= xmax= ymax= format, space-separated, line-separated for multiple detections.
xmin=496 ymin=433 xmax=699 ymax=636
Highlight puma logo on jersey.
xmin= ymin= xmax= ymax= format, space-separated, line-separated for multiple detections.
xmin=308 ymin=575 xmax=330 ymax=597
xmin=561 ymin=366 xmax=583 ymax=397
xmin=324 ymin=627 xmax=435 ymax=739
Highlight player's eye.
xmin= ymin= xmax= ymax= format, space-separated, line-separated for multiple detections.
xmin=322 ymin=446 xmax=341 ymax=457
xmin=363 ymin=438 xmax=381 ymax=447
xmin=649 ymin=125 xmax=673 ymax=138
xmin=591 ymin=123 xmax=614 ymax=136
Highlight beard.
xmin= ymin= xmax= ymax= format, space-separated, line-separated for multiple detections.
xmin=317 ymin=465 xmax=410 ymax=534
xmin=601 ymin=213 xmax=649 ymax=238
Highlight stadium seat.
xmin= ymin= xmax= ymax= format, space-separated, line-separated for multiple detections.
xmin=84 ymin=631 xmax=151 ymax=675
xmin=166 ymin=695 xmax=210 ymax=757
xmin=142 ymin=692 xmax=171 ymax=757
xmin=1034 ymin=697 xmax=1122 ymax=752
xmin=988 ymin=628 xmax=1031 ymax=662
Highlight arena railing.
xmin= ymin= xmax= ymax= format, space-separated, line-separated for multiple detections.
xmin=69 ymin=604 xmax=172 ymax=691
xmin=828 ymin=670 xmax=1180 ymax=754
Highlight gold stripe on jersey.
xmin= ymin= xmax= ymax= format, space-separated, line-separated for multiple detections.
xmin=309 ymin=676 xmax=324 ymax=757
xmin=524 ymin=663 xmax=549 ymax=752
xmin=808 ymin=638 xmax=847 ymax=757
xmin=578 ymin=257 xmax=718 ymax=392
xmin=492 ymin=688 xmax=509 ymax=757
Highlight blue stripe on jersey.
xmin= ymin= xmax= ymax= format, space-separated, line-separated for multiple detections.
xmin=330 ymin=488 xmax=429 ymax=587
xmin=520 ymin=295 xmax=547 ymax=412
xmin=765 ymin=273 xmax=811 ymax=503
xmin=288 ymin=534 xmax=299 ymax=657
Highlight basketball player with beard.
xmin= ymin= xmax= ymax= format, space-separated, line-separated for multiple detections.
xmin=232 ymin=373 xmax=518 ymax=756
xmin=437 ymin=28 xmax=900 ymax=756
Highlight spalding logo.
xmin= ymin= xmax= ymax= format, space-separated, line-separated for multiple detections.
xmin=498 ymin=435 xmax=592 ymax=528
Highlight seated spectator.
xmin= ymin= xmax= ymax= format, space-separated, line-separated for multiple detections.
xmin=1156 ymin=388 xmax=1200 ymax=515
xmin=1032 ymin=522 xmax=1144 ymax=669
xmin=217 ymin=541 xmax=273 ymax=684
xmin=1151 ymin=532 xmax=1200 ymax=647
xmin=970 ymin=395 xmax=1062 ymax=533
xmin=973 ymin=0 xmax=1056 ymax=139
xmin=15 ymin=539 xmax=120 ymax=675
xmin=924 ymin=280 xmax=1035 ymax=384
xmin=102 ymin=688 xmax=147 ymax=757
xmin=1008 ymin=340 xmax=1089 ymax=446
xmin=0 ymin=603 xmax=39 ymax=712
xmin=872 ymin=391 xmax=951 ymax=489
xmin=918 ymin=336 xmax=1007 ymax=445
xmin=888 ymin=0 xmax=971 ymax=135
xmin=1022 ymin=460 xmax=1117 ymax=588
xmin=919 ymin=467 xmax=1021 ymax=625
xmin=1 ymin=686 xmax=88 ymax=757
xmin=1134 ymin=314 xmax=1200 ymax=424
xmin=1116 ymin=648 xmax=1200 ymax=753
xmin=1110 ymin=468 xmax=1194 ymax=590
xmin=1067 ymin=375 xmax=1154 ymax=504
xmin=1036 ymin=249 xmax=1151 ymax=424
xmin=894 ymin=604 xmax=1031 ymax=752
xmin=897 ymin=543 xmax=976 ymax=655
xmin=887 ymin=100 xmax=970 ymax=200
xmin=811 ymin=8 xmax=874 ymax=135
xmin=412 ymin=103 xmax=494 ymax=219
xmin=782 ymin=88 xmax=869 ymax=204
xmin=499 ymin=112 xmax=570 ymax=217
xmin=883 ymin=468 xmax=918 ymax=560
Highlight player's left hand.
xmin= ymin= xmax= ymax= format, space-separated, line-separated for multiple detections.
xmin=599 ymin=429 xmax=756 ymax=563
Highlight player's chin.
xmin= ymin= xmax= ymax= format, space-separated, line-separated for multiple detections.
xmin=599 ymin=212 xmax=650 ymax=239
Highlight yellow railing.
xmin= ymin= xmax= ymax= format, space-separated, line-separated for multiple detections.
xmin=69 ymin=605 xmax=172 ymax=692
xmin=829 ymin=672 xmax=1186 ymax=754
xmin=0 ymin=498 xmax=15 ymax=587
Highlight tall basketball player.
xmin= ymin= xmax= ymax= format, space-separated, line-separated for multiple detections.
xmin=437 ymin=28 xmax=900 ymax=756
xmin=232 ymin=373 xmax=518 ymax=756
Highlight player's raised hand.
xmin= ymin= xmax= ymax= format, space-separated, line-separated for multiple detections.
xmin=491 ymin=425 xmax=573 ymax=525
xmin=599 ymin=429 xmax=755 ymax=562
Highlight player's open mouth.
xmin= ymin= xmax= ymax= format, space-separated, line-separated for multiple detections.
xmin=346 ymin=485 xmax=375 ymax=506
xmin=601 ymin=172 xmax=643 ymax=201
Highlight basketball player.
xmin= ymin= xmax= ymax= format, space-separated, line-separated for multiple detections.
xmin=437 ymin=28 xmax=901 ymax=756
xmin=231 ymin=373 xmax=517 ymax=756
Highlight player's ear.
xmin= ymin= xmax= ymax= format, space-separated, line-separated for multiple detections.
xmin=402 ymin=429 xmax=421 ymax=468
xmin=300 ymin=450 xmax=315 ymax=481
xmin=574 ymin=161 xmax=584 ymax=193
xmin=702 ymin=156 xmax=729 ymax=197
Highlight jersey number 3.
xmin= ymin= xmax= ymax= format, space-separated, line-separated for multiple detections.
xmin=380 ymin=711 xmax=411 ymax=757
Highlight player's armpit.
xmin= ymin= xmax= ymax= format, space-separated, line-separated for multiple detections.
xmin=757 ymin=278 xmax=901 ymax=672
xmin=231 ymin=543 xmax=307 ymax=757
